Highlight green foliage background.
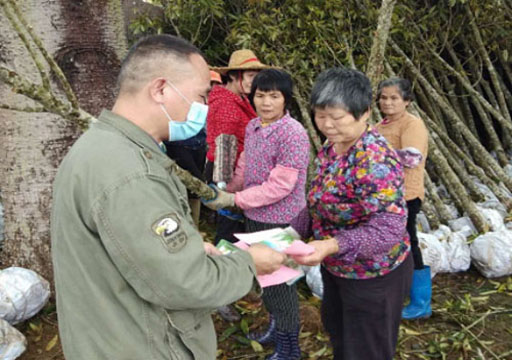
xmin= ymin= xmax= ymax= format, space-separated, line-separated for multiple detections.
xmin=130 ymin=0 xmax=510 ymax=111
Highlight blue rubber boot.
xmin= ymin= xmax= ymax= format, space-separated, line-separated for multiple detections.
xmin=266 ymin=329 xmax=301 ymax=360
xmin=402 ymin=266 xmax=432 ymax=320
xmin=247 ymin=314 xmax=276 ymax=344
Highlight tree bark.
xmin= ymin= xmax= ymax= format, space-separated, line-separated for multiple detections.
xmin=420 ymin=195 xmax=441 ymax=230
xmin=428 ymin=43 xmax=512 ymax=136
xmin=0 ymin=0 xmax=126 ymax=282
xmin=423 ymin=171 xmax=451 ymax=224
xmin=423 ymin=112 xmax=512 ymax=211
xmin=465 ymin=5 xmax=512 ymax=125
xmin=366 ymin=0 xmax=396 ymax=94
xmin=433 ymin=135 xmax=485 ymax=203
xmin=391 ymin=39 xmax=512 ymax=192
xmin=294 ymin=85 xmax=322 ymax=153
xmin=427 ymin=136 xmax=489 ymax=233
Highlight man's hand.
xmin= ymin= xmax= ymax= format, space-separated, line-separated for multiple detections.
xmin=203 ymin=242 xmax=222 ymax=256
xmin=202 ymin=186 xmax=235 ymax=210
xmin=292 ymin=238 xmax=339 ymax=266
xmin=247 ymin=243 xmax=287 ymax=275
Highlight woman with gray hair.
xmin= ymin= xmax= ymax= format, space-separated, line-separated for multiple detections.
xmin=375 ymin=77 xmax=430 ymax=320
xmin=292 ymin=68 xmax=413 ymax=360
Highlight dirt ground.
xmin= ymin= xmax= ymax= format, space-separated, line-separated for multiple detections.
xmin=15 ymin=219 xmax=512 ymax=359
xmin=16 ymin=268 xmax=511 ymax=360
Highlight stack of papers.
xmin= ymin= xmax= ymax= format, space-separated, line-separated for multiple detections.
xmin=216 ymin=227 xmax=314 ymax=287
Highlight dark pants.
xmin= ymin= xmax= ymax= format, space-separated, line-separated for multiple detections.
xmin=214 ymin=215 xmax=245 ymax=245
xmin=246 ymin=218 xmax=300 ymax=332
xmin=406 ymin=198 xmax=424 ymax=269
xmin=321 ymin=255 xmax=413 ymax=360
xmin=165 ymin=143 xmax=206 ymax=199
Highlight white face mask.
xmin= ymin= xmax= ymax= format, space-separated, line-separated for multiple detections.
xmin=161 ymin=81 xmax=208 ymax=141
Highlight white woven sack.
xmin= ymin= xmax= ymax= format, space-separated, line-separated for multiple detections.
xmin=0 ymin=267 xmax=50 ymax=324
xmin=0 ymin=318 xmax=26 ymax=360
xmin=443 ymin=231 xmax=471 ymax=273
xmin=477 ymin=206 xmax=505 ymax=232
xmin=470 ymin=229 xmax=512 ymax=278
xmin=418 ymin=232 xmax=449 ymax=277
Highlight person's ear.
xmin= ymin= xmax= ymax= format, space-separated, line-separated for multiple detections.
xmin=148 ymin=78 xmax=168 ymax=104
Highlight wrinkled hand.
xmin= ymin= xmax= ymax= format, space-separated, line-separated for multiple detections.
xmin=292 ymin=238 xmax=339 ymax=266
xmin=202 ymin=185 xmax=235 ymax=210
xmin=203 ymin=242 xmax=222 ymax=256
xmin=248 ymin=243 xmax=287 ymax=275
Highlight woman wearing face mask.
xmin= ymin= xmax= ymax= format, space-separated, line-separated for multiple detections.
xmin=375 ymin=77 xmax=430 ymax=320
xmin=291 ymin=68 xmax=413 ymax=360
xmin=204 ymin=69 xmax=310 ymax=360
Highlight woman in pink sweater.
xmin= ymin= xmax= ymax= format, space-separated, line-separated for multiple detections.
xmin=204 ymin=69 xmax=310 ymax=360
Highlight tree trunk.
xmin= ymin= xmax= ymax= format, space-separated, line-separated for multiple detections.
xmin=427 ymin=136 xmax=489 ymax=233
xmin=366 ymin=0 xmax=396 ymax=94
xmin=423 ymin=171 xmax=452 ymax=224
xmin=465 ymin=5 xmax=512 ymax=125
xmin=0 ymin=0 xmax=127 ymax=283
xmin=391 ymin=39 xmax=512 ymax=192
xmin=420 ymin=195 xmax=440 ymax=230
xmin=424 ymin=111 xmax=512 ymax=211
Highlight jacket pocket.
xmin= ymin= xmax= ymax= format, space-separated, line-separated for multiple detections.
xmin=165 ymin=309 xmax=215 ymax=360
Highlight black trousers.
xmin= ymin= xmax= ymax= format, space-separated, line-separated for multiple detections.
xmin=214 ymin=215 xmax=245 ymax=245
xmin=321 ymin=255 xmax=413 ymax=360
xmin=246 ymin=218 xmax=300 ymax=332
xmin=406 ymin=198 xmax=424 ymax=269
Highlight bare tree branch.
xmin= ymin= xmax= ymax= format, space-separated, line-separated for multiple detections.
xmin=4 ymin=0 xmax=80 ymax=110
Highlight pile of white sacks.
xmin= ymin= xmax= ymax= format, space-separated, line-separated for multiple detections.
xmin=0 ymin=268 xmax=50 ymax=360
xmin=417 ymin=174 xmax=512 ymax=279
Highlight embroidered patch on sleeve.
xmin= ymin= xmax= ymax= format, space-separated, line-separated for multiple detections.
xmin=152 ymin=214 xmax=187 ymax=253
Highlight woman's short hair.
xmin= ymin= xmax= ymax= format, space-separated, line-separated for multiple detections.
xmin=310 ymin=68 xmax=371 ymax=120
xmin=248 ymin=69 xmax=294 ymax=110
xmin=377 ymin=77 xmax=414 ymax=102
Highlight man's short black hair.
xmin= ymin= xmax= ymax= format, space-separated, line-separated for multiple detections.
xmin=117 ymin=35 xmax=203 ymax=94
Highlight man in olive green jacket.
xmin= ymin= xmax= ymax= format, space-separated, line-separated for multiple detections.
xmin=51 ymin=35 xmax=285 ymax=360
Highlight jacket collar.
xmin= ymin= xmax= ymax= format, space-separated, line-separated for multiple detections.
xmin=98 ymin=109 xmax=163 ymax=154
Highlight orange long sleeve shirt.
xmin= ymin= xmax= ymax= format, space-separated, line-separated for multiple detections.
xmin=375 ymin=111 xmax=429 ymax=201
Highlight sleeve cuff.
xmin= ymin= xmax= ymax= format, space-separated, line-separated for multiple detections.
xmin=333 ymin=231 xmax=356 ymax=262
